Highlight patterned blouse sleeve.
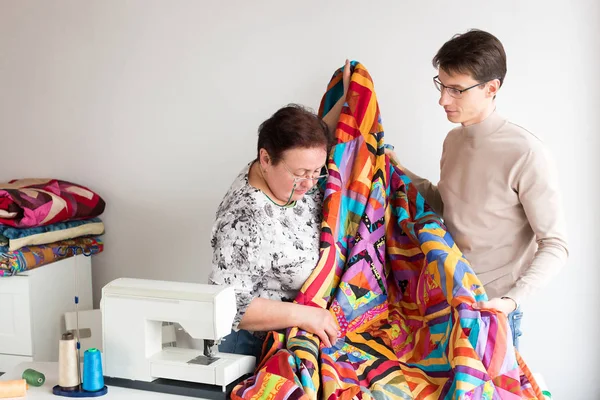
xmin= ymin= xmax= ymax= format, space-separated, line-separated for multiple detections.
xmin=209 ymin=209 xmax=267 ymax=332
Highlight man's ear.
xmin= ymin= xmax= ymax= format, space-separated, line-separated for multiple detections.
xmin=487 ymin=79 xmax=501 ymax=98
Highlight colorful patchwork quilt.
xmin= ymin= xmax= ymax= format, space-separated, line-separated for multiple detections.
xmin=230 ymin=62 xmax=543 ymax=399
xmin=0 ymin=179 xmax=105 ymax=228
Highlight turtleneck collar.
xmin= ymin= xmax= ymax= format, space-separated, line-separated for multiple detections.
xmin=462 ymin=110 xmax=507 ymax=140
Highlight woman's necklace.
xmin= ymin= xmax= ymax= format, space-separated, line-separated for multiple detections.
xmin=255 ymin=162 xmax=296 ymax=208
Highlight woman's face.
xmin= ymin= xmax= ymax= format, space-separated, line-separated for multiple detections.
xmin=259 ymin=146 xmax=328 ymax=204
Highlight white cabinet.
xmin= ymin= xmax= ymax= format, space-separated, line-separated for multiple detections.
xmin=0 ymin=255 xmax=93 ymax=373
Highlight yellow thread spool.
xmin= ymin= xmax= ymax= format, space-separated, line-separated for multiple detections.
xmin=0 ymin=379 xmax=28 ymax=398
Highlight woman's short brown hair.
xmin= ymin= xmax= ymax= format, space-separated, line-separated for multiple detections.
xmin=433 ymin=29 xmax=507 ymax=87
xmin=257 ymin=104 xmax=331 ymax=164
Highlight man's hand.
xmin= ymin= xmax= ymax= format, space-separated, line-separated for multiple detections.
xmin=472 ymin=297 xmax=517 ymax=315
xmin=384 ymin=147 xmax=404 ymax=169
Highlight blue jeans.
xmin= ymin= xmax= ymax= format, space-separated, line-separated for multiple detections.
xmin=218 ymin=329 xmax=264 ymax=361
xmin=507 ymin=307 xmax=523 ymax=351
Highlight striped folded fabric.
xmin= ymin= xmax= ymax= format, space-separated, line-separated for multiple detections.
xmin=0 ymin=236 xmax=103 ymax=277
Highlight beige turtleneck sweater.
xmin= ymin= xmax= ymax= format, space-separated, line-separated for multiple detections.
xmin=404 ymin=111 xmax=568 ymax=306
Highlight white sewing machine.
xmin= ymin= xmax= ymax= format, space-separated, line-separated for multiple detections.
xmin=101 ymin=278 xmax=256 ymax=399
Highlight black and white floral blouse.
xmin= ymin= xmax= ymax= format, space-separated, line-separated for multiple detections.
xmin=209 ymin=162 xmax=323 ymax=335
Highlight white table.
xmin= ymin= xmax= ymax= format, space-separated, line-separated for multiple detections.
xmin=0 ymin=362 xmax=206 ymax=399
xmin=1 ymin=361 xmax=551 ymax=400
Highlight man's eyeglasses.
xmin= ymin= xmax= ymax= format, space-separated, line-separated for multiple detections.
xmin=281 ymin=160 xmax=329 ymax=184
xmin=433 ymin=75 xmax=499 ymax=99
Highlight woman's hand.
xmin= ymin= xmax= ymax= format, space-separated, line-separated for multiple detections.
xmin=295 ymin=305 xmax=340 ymax=348
xmin=238 ymin=298 xmax=340 ymax=347
xmin=323 ymin=59 xmax=352 ymax=134
xmin=342 ymin=59 xmax=351 ymax=96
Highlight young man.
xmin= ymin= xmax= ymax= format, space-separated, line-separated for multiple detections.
xmin=396 ymin=29 xmax=569 ymax=349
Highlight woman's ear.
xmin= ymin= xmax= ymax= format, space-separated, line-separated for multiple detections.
xmin=259 ymin=148 xmax=270 ymax=170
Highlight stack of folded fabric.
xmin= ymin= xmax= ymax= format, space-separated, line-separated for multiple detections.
xmin=0 ymin=179 xmax=106 ymax=277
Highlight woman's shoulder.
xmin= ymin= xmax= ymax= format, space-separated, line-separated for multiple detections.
xmin=216 ymin=163 xmax=261 ymax=213
xmin=225 ymin=162 xmax=253 ymax=192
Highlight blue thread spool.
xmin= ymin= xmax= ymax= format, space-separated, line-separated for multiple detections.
xmin=82 ymin=348 xmax=104 ymax=392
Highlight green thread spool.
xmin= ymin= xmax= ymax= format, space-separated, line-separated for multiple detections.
xmin=22 ymin=368 xmax=45 ymax=387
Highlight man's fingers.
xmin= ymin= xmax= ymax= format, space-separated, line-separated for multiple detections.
xmin=472 ymin=301 xmax=487 ymax=309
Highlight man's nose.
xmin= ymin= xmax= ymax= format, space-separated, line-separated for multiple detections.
xmin=439 ymin=88 xmax=453 ymax=106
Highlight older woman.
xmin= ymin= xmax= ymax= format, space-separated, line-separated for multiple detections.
xmin=209 ymin=62 xmax=351 ymax=359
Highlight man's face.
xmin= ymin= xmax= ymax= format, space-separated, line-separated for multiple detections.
xmin=436 ymin=69 xmax=497 ymax=126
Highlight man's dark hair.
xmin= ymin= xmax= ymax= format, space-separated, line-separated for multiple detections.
xmin=433 ymin=29 xmax=507 ymax=87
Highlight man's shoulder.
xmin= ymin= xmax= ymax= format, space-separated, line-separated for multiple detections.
xmin=498 ymin=120 xmax=559 ymax=176
xmin=486 ymin=119 xmax=549 ymax=161
xmin=502 ymin=120 xmax=546 ymax=150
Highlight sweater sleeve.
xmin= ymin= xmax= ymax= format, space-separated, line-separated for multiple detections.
xmin=400 ymin=134 xmax=450 ymax=217
xmin=505 ymin=146 xmax=569 ymax=305
xmin=402 ymin=167 xmax=444 ymax=216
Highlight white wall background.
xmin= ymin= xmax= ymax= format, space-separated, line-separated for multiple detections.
xmin=1 ymin=1 xmax=598 ymax=397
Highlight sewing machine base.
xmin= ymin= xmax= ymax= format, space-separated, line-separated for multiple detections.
xmin=103 ymin=375 xmax=249 ymax=400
